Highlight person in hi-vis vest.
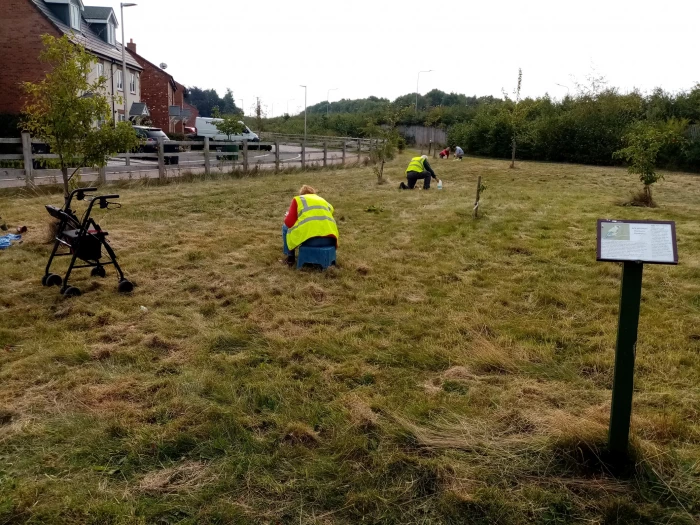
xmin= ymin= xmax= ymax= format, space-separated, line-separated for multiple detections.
xmin=282 ymin=185 xmax=339 ymax=266
xmin=400 ymin=155 xmax=440 ymax=190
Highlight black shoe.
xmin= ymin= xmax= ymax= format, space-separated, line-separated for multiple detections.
xmin=399 ymin=182 xmax=407 ymax=190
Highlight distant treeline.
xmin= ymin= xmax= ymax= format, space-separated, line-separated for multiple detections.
xmin=261 ymin=87 xmax=700 ymax=170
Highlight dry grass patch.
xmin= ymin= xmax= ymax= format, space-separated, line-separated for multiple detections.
xmin=1 ymin=155 xmax=699 ymax=523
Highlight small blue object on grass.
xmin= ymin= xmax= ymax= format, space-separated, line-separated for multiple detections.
xmin=0 ymin=234 xmax=21 ymax=250
xmin=297 ymin=245 xmax=336 ymax=270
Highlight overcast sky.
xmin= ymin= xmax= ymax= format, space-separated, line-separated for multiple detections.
xmin=86 ymin=0 xmax=699 ymax=116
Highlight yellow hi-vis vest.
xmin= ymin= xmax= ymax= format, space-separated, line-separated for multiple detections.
xmin=406 ymin=156 xmax=426 ymax=173
xmin=286 ymin=194 xmax=339 ymax=251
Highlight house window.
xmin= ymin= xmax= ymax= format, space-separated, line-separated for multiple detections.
xmin=116 ymin=70 xmax=123 ymax=91
xmin=97 ymin=62 xmax=104 ymax=80
xmin=107 ymin=23 xmax=115 ymax=45
xmin=69 ymin=2 xmax=81 ymax=30
xmin=130 ymin=73 xmax=136 ymax=94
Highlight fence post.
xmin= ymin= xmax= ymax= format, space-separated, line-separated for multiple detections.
xmin=357 ymin=139 xmax=361 ymax=164
xmin=243 ymin=140 xmax=249 ymax=173
xmin=21 ymin=132 xmax=33 ymax=185
xmin=275 ymin=141 xmax=280 ymax=172
xmin=323 ymin=142 xmax=328 ymax=167
xmin=301 ymin=141 xmax=306 ymax=169
xmin=157 ymin=139 xmax=166 ymax=182
xmin=342 ymin=141 xmax=346 ymax=165
xmin=204 ymin=137 xmax=211 ymax=176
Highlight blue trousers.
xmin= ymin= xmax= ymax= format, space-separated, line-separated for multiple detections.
xmin=282 ymin=225 xmax=335 ymax=256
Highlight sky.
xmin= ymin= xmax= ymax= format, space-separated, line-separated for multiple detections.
xmin=85 ymin=0 xmax=700 ymax=116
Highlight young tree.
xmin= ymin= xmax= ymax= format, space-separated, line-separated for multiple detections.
xmin=503 ymin=68 xmax=524 ymax=169
xmin=365 ymin=106 xmax=405 ymax=184
xmin=214 ymin=115 xmax=245 ymax=139
xmin=22 ymin=34 xmax=139 ymax=202
xmin=613 ymin=119 xmax=687 ymax=206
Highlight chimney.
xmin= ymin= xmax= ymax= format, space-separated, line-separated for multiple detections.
xmin=126 ymin=39 xmax=136 ymax=54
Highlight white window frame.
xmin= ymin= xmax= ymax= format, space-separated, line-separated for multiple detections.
xmin=107 ymin=23 xmax=115 ymax=45
xmin=96 ymin=62 xmax=104 ymax=80
xmin=129 ymin=73 xmax=136 ymax=94
xmin=116 ymin=70 xmax=123 ymax=91
xmin=69 ymin=2 xmax=81 ymax=30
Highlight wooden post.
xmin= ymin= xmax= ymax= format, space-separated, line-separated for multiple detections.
xmin=357 ymin=139 xmax=361 ymax=164
xmin=98 ymin=165 xmax=106 ymax=185
xmin=21 ymin=132 xmax=33 ymax=184
xmin=125 ymin=150 xmax=131 ymax=166
xmin=274 ymin=141 xmax=280 ymax=172
xmin=243 ymin=140 xmax=249 ymax=173
xmin=157 ymin=138 xmax=166 ymax=182
xmin=323 ymin=141 xmax=328 ymax=167
xmin=301 ymin=141 xmax=306 ymax=169
xmin=342 ymin=141 xmax=346 ymax=165
xmin=204 ymin=137 xmax=211 ymax=176
xmin=473 ymin=176 xmax=482 ymax=218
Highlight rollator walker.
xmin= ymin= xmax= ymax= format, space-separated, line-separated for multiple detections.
xmin=42 ymin=187 xmax=133 ymax=297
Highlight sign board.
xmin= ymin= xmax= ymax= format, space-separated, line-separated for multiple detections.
xmin=597 ymin=220 xmax=678 ymax=265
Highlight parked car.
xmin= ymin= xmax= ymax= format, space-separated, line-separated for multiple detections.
xmin=132 ymin=126 xmax=179 ymax=165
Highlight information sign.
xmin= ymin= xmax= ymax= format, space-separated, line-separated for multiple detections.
xmin=597 ymin=220 xmax=677 ymax=265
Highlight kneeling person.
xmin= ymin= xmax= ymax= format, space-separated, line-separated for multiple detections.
xmin=400 ymin=155 xmax=439 ymax=190
xmin=282 ymin=185 xmax=339 ymax=266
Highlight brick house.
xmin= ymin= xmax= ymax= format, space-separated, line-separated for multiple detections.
xmin=126 ymin=40 xmax=198 ymax=134
xmin=0 ymin=0 xmax=145 ymax=123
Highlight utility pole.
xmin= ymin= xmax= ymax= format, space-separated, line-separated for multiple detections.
xmin=300 ymin=85 xmax=307 ymax=144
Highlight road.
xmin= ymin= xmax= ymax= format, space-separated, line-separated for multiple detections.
xmin=0 ymin=144 xmax=365 ymax=188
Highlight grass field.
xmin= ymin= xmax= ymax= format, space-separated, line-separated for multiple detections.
xmin=1 ymin=153 xmax=700 ymax=524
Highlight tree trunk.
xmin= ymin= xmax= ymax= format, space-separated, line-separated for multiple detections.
xmin=510 ymin=138 xmax=516 ymax=169
xmin=645 ymin=184 xmax=653 ymax=205
xmin=61 ymin=167 xmax=70 ymax=206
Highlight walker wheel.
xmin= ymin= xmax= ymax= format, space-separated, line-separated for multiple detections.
xmin=118 ymin=279 xmax=134 ymax=293
xmin=91 ymin=266 xmax=106 ymax=278
xmin=45 ymin=274 xmax=62 ymax=287
xmin=62 ymin=286 xmax=81 ymax=297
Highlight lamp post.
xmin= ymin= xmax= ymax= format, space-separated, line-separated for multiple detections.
xmin=120 ymin=3 xmax=137 ymax=124
xmin=555 ymin=83 xmax=570 ymax=96
xmin=327 ymin=87 xmax=338 ymax=116
xmin=416 ymin=70 xmax=433 ymax=112
xmin=300 ymin=85 xmax=307 ymax=144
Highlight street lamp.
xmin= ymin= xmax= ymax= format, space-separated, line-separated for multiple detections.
xmin=120 ymin=3 xmax=137 ymax=124
xmin=555 ymin=83 xmax=570 ymax=96
xmin=327 ymin=87 xmax=338 ymax=116
xmin=416 ymin=70 xmax=433 ymax=112
xmin=300 ymin=85 xmax=307 ymax=144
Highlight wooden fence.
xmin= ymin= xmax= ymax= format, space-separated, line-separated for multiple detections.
xmin=396 ymin=125 xmax=447 ymax=147
xmin=0 ymin=133 xmax=376 ymax=188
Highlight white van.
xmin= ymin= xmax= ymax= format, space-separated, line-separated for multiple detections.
xmin=193 ymin=117 xmax=259 ymax=142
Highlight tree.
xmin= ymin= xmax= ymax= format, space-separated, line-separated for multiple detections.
xmin=22 ymin=34 xmax=140 ymax=202
xmin=214 ymin=115 xmax=245 ymax=139
xmin=613 ymin=119 xmax=687 ymax=205
xmin=222 ymin=88 xmax=239 ymax=114
xmin=503 ymin=68 xmax=524 ymax=168
xmin=365 ymin=106 xmax=405 ymax=184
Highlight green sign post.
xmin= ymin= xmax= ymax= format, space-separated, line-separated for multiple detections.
xmin=597 ymin=220 xmax=678 ymax=457
xmin=608 ymin=261 xmax=643 ymax=455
